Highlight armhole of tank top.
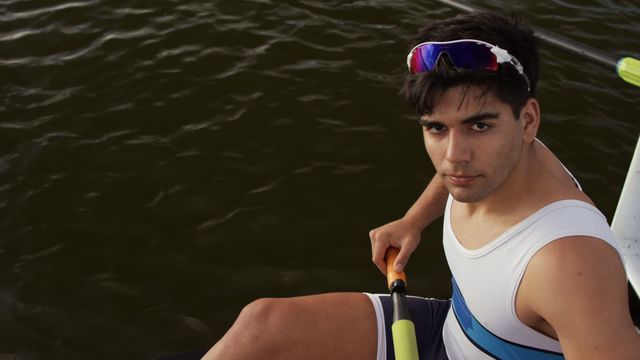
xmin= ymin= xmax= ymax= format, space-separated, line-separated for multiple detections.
xmin=535 ymin=138 xmax=582 ymax=191
xmin=508 ymin=206 xmax=620 ymax=342
xmin=508 ymin=235 xmax=567 ymax=345
xmin=507 ymin=204 xmax=591 ymax=341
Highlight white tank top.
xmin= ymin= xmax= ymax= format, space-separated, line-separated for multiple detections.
xmin=441 ymin=196 xmax=622 ymax=359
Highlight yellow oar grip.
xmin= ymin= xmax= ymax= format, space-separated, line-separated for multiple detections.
xmin=617 ymin=57 xmax=640 ymax=88
xmin=386 ymin=247 xmax=407 ymax=290
xmin=392 ymin=320 xmax=420 ymax=360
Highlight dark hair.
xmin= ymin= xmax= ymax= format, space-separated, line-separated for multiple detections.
xmin=402 ymin=11 xmax=539 ymax=119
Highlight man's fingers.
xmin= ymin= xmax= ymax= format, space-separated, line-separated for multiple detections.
xmin=370 ymin=229 xmax=388 ymax=274
xmin=394 ymin=240 xmax=417 ymax=273
xmin=370 ymin=225 xmax=420 ymax=275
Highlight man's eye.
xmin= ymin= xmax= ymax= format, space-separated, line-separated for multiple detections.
xmin=424 ymin=123 xmax=446 ymax=134
xmin=471 ymin=122 xmax=490 ymax=131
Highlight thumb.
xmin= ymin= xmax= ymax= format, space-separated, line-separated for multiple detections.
xmin=394 ymin=242 xmax=417 ymax=273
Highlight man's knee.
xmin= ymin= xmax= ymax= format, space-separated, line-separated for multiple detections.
xmin=238 ymin=298 xmax=286 ymax=328
xmin=207 ymin=298 xmax=290 ymax=359
xmin=233 ymin=298 xmax=293 ymax=343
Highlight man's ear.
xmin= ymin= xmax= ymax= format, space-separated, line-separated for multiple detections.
xmin=520 ymin=98 xmax=540 ymax=143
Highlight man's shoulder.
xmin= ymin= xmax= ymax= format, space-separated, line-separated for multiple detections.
xmin=532 ymin=234 xmax=619 ymax=266
xmin=525 ymin=232 xmax=625 ymax=301
xmin=521 ymin=233 xmax=638 ymax=359
xmin=523 ymin=234 xmax=626 ymax=318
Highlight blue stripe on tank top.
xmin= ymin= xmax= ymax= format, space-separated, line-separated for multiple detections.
xmin=451 ymin=278 xmax=565 ymax=360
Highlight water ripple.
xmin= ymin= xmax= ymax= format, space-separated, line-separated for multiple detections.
xmin=1 ymin=1 xmax=638 ymax=358
xmin=0 ymin=0 xmax=99 ymax=22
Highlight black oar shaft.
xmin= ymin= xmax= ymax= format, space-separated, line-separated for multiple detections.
xmin=533 ymin=28 xmax=618 ymax=68
xmin=434 ymin=0 xmax=619 ymax=69
xmin=390 ymin=280 xmax=411 ymax=323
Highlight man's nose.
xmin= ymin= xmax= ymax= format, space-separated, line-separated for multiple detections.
xmin=444 ymin=131 xmax=472 ymax=164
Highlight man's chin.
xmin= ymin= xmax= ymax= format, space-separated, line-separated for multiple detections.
xmin=447 ymin=187 xmax=488 ymax=204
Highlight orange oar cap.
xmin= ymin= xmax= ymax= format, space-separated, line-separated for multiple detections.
xmin=385 ymin=247 xmax=407 ymax=290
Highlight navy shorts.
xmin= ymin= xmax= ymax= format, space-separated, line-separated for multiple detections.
xmin=365 ymin=294 xmax=450 ymax=360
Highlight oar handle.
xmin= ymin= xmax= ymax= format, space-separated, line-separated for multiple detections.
xmin=386 ymin=247 xmax=420 ymax=360
xmin=386 ymin=247 xmax=407 ymax=291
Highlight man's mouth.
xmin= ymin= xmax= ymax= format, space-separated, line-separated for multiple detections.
xmin=447 ymin=174 xmax=479 ymax=186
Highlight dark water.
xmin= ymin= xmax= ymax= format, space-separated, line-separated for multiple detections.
xmin=1 ymin=0 xmax=638 ymax=358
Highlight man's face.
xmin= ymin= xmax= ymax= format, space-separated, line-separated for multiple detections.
xmin=420 ymin=86 xmax=524 ymax=203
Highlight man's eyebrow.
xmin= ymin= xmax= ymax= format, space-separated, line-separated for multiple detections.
xmin=418 ymin=112 xmax=500 ymax=126
xmin=461 ymin=112 xmax=500 ymax=124
xmin=417 ymin=118 xmax=438 ymax=126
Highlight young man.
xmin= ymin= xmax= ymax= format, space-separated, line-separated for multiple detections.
xmin=203 ymin=12 xmax=640 ymax=359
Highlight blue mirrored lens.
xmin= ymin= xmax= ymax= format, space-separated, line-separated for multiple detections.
xmin=409 ymin=42 xmax=497 ymax=74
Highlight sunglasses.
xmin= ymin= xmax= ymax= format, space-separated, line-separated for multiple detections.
xmin=406 ymin=39 xmax=531 ymax=92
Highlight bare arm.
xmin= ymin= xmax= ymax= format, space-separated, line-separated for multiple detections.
xmin=369 ymin=175 xmax=448 ymax=274
xmin=519 ymin=236 xmax=640 ymax=359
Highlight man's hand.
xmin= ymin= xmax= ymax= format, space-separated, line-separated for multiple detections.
xmin=369 ymin=218 xmax=422 ymax=275
xmin=368 ymin=175 xmax=449 ymax=275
